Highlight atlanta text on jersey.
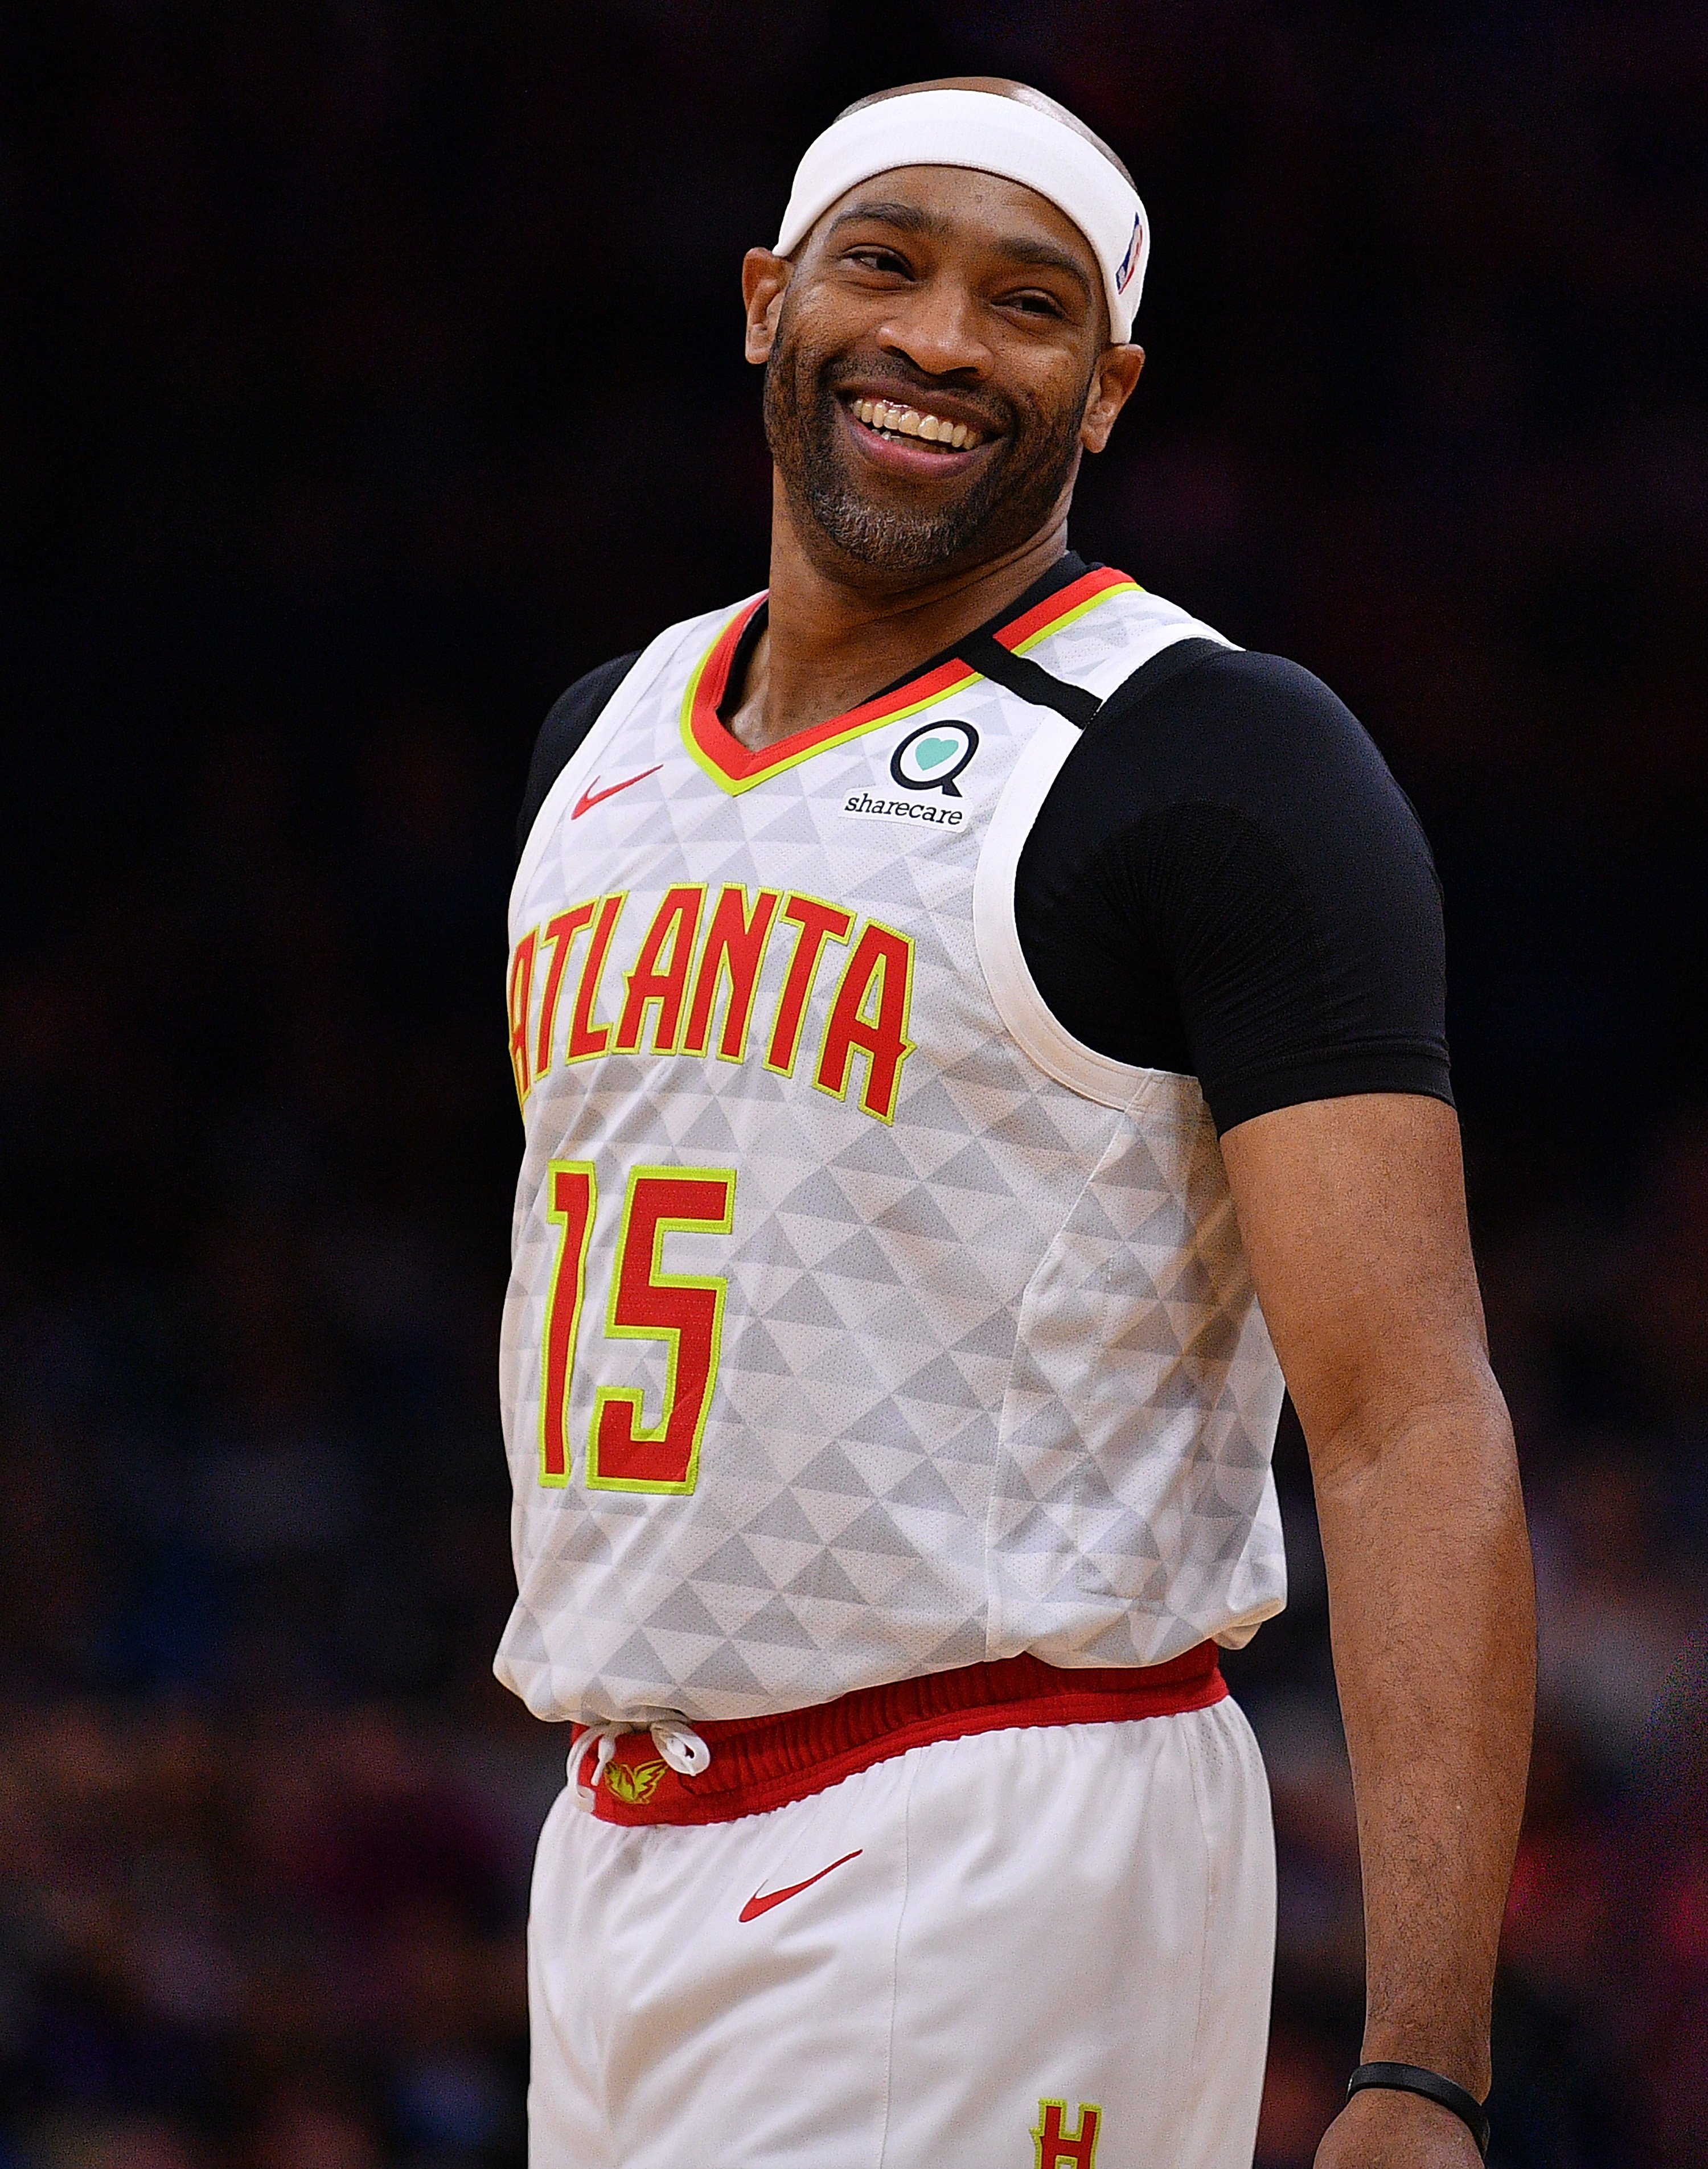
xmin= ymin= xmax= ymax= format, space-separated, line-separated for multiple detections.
xmin=507 ymin=882 xmax=917 ymax=1126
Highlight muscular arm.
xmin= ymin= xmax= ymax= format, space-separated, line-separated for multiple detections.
xmin=1025 ymin=633 xmax=1521 ymax=2152
xmin=1221 ymin=1093 xmax=1534 ymax=2167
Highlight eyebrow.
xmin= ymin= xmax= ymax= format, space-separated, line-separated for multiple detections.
xmin=996 ymin=236 xmax=1093 ymax=299
xmin=824 ymin=199 xmax=945 ymax=242
xmin=823 ymin=199 xmax=1095 ymax=303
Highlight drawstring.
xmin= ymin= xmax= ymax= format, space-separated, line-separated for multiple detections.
xmin=570 ymin=1723 xmax=626 ymax=1810
xmin=651 ymin=1718 xmax=712 ymax=1777
xmin=571 ymin=1713 xmax=711 ymax=1811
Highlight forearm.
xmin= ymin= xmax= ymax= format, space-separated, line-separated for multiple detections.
xmin=1312 ymin=1374 xmax=1534 ymax=2097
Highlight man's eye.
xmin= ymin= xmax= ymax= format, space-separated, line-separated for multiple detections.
xmin=1008 ymin=291 xmax=1066 ymax=318
xmin=847 ymin=247 xmax=910 ymax=274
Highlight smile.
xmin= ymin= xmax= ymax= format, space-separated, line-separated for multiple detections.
xmin=844 ymin=396 xmax=988 ymax=452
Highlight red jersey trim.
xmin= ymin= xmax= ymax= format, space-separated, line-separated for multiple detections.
xmin=577 ymin=1642 xmax=1226 ymax=1826
xmin=679 ymin=568 xmax=1142 ymax=797
xmin=996 ymin=565 xmax=1139 ymax=654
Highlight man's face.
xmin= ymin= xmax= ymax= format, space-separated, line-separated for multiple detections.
xmin=754 ymin=167 xmax=1128 ymax=579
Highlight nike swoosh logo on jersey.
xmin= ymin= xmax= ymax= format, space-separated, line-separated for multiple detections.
xmin=738 ymin=1848 xmax=862 ymax=1922
xmin=571 ymin=766 xmax=662 ymax=819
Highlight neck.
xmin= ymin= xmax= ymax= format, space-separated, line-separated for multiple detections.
xmin=724 ymin=478 xmax=1071 ymax=754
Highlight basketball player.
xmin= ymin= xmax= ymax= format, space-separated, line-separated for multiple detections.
xmin=499 ymin=79 xmax=1533 ymax=2169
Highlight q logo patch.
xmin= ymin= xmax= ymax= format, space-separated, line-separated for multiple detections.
xmin=890 ymin=720 xmax=979 ymax=798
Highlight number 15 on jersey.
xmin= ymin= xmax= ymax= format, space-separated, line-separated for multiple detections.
xmin=538 ymin=1161 xmax=737 ymax=1496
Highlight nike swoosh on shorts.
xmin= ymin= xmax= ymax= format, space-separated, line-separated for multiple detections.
xmin=738 ymin=1848 xmax=863 ymax=1922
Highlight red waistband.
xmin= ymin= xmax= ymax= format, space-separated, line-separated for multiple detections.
xmin=574 ymin=1643 xmax=1226 ymax=1826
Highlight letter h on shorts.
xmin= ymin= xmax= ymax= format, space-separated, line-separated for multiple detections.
xmin=1033 ymin=2098 xmax=1101 ymax=2168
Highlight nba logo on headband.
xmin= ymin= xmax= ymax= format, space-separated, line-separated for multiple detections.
xmin=1116 ymin=210 xmax=1144 ymax=295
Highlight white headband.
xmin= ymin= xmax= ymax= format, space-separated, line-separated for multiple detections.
xmin=775 ymin=89 xmax=1149 ymax=342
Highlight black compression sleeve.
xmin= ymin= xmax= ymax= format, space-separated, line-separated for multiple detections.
xmin=1015 ymin=647 xmax=1452 ymax=1135
xmin=517 ymin=650 xmax=642 ymax=857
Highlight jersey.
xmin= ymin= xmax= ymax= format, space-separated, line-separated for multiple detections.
xmin=517 ymin=569 xmax=1454 ymax=1142
xmin=496 ymin=566 xmax=1289 ymax=1725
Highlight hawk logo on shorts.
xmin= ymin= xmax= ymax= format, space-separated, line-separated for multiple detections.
xmin=1033 ymin=2098 xmax=1102 ymax=2169
xmin=603 ymin=1758 xmax=668 ymax=1806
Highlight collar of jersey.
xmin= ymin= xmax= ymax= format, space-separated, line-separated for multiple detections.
xmin=680 ymin=562 xmax=1140 ymax=795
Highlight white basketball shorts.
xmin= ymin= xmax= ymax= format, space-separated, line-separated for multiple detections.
xmin=527 ymin=1679 xmax=1275 ymax=2168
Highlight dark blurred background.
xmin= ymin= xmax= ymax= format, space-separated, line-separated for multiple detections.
xmin=2 ymin=4 xmax=1706 ymax=2164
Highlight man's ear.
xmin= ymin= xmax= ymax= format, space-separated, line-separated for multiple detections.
xmin=1080 ymin=344 xmax=1145 ymax=453
xmin=743 ymin=249 xmax=791 ymax=365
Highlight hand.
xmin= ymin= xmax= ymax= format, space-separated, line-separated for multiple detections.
xmin=1315 ymin=2084 xmax=1487 ymax=2167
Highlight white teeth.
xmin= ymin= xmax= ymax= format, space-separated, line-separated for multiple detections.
xmin=851 ymin=398 xmax=982 ymax=449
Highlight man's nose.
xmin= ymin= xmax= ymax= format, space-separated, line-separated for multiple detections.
xmin=876 ymin=277 xmax=993 ymax=380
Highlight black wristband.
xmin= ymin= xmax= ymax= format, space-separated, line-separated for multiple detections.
xmin=1346 ymin=2063 xmax=1491 ymax=2158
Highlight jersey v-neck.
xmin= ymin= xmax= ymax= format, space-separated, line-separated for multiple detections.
xmin=680 ymin=552 xmax=1140 ymax=795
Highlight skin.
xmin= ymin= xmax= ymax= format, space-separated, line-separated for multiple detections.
xmin=1223 ymin=1096 xmax=1533 ymax=2167
xmin=732 ymin=77 xmax=1534 ymax=2167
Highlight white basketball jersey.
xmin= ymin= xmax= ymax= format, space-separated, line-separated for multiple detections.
xmin=497 ymin=568 xmax=1287 ymax=1724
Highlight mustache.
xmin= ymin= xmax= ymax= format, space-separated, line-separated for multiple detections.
xmin=818 ymin=354 xmax=1015 ymax=441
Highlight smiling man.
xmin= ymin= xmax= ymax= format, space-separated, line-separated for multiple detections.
xmin=501 ymin=79 xmax=1533 ymax=2169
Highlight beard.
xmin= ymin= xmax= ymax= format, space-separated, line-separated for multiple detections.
xmin=762 ymin=315 xmax=1090 ymax=577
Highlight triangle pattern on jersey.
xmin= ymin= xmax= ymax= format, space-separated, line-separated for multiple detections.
xmin=895 ymin=1353 xmax=985 ymax=1410
xmin=732 ymin=1217 xmax=808 ymax=1273
xmin=499 ymin=571 xmax=1289 ymax=1724
xmin=724 ymin=1317 xmax=794 ymax=1375
xmin=951 ymin=1308 xmax=1020 ymax=1359
xmin=984 ymin=1097 xmax=1086 ymax=1155
xmin=929 ymin=1139 xmax=1017 ymax=1197
xmin=793 ymin=1441 xmax=881 ymax=1496
xmin=834 ymin=1502 xmax=920 ymax=1558
xmin=683 ymin=1644 xmax=769 ymax=1696
xmin=872 ymin=1186 xmax=964 ymax=1243
xmin=815 ymin=1229 xmax=904 ymax=1284
xmin=680 ymin=1098 xmax=741 ymax=1152
xmin=759 ymin=1272 xmax=848 ymax=1329
xmin=889 ymin=1075 xmax=980 ymax=1134
xmin=839 ymin=1396 xmax=931 ymax=1453
xmin=775 ymin=1169 xmax=866 ymax=1223
xmin=750 ymin=794 xmax=827 ymax=847
xmin=884 ymin=1459 xmax=965 ymax=1515
xmin=831 ymin=1123 xmax=927 ymax=1180
xmin=644 ymin=1584 xmax=728 ymax=1637
xmin=845 ymin=852 xmax=933 ymax=915
xmin=695 ymin=1536 xmax=777 ymax=1590
xmin=930 ymin=1410 xmax=1000 ymax=1465
xmin=742 ymin=1490 xmax=824 ymax=1546
xmin=601 ymin=1630 xmax=672 ymax=1683
xmin=782 ymin=1551 xmax=869 ymax=1606
xmin=735 ymin=1595 xmax=819 ymax=1649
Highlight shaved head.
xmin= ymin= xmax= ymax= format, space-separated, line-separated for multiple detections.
xmin=836 ymin=76 xmax=1136 ymax=191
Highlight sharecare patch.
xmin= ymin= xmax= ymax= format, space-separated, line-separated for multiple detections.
xmin=840 ymin=789 xmax=965 ymax=827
